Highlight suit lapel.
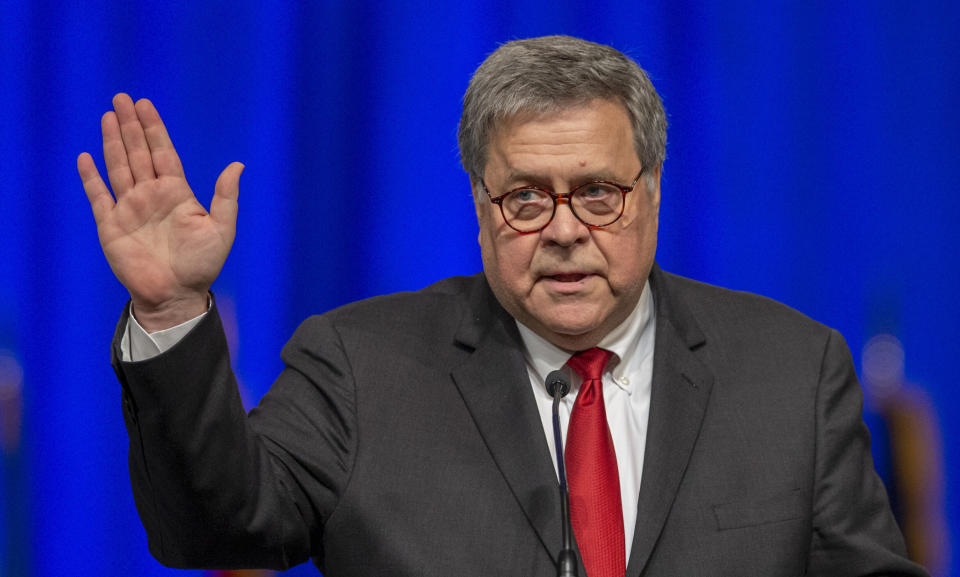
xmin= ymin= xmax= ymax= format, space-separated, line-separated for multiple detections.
xmin=450 ymin=270 xmax=717 ymax=572
xmin=626 ymin=267 xmax=715 ymax=575
xmin=450 ymin=276 xmax=563 ymax=560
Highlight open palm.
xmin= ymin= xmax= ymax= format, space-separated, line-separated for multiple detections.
xmin=78 ymin=94 xmax=243 ymax=330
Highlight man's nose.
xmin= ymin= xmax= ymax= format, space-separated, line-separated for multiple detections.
xmin=540 ymin=198 xmax=590 ymax=246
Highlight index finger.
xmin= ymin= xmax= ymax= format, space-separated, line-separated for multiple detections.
xmin=135 ymin=98 xmax=184 ymax=178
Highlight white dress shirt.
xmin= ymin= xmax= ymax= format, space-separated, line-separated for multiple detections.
xmin=122 ymin=282 xmax=656 ymax=560
xmin=518 ymin=280 xmax=656 ymax=561
xmin=121 ymin=308 xmax=207 ymax=361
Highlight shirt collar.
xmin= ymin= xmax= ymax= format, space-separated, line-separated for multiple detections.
xmin=516 ymin=280 xmax=655 ymax=393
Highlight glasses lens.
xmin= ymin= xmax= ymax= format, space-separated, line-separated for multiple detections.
xmin=572 ymin=183 xmax=623 ymax=226
xmin=502 ymin=188 xmax=553 ymax=231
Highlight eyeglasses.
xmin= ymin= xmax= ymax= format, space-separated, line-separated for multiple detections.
xmin=482 ymin=169 xmax=644 ymax=234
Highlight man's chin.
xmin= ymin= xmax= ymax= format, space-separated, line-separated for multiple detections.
xmin=535 ymin=316 xmax=608 ymax=350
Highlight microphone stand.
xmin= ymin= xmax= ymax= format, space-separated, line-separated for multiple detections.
xmin=546 ymin=370 xmax=578 ymax=577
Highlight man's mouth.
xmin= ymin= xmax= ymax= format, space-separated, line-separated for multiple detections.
xmin=548 ymin=273 xmax=588 ymax=283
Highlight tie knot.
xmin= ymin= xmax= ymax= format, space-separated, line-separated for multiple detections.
xmin=566 ymin=347 xmax=612 ymax=382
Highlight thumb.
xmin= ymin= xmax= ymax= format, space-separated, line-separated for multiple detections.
xmin=211 ymin=161 xmax=244 ymax=227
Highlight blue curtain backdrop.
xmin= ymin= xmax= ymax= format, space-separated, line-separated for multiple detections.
xmin=1 ymin=1 xmax=957 ymax=575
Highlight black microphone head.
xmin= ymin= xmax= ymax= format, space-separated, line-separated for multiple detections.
xmin=545 ymin=369 xmax=571 ymax=398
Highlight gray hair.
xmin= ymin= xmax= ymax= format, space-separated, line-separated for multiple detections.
xmin=458 ymin=35 xmax=667 ymax=185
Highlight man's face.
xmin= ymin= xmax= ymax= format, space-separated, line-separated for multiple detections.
xmin=476 ymin=99 xmax=660 ymax=351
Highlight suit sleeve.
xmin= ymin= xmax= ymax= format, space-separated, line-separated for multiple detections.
xmin=112 ymin=299 xmax=355 ymax=570
xmin=806 ymin=329 xmax=929 ymax=576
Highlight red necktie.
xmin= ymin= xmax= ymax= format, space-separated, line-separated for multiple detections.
xmin=564 ymin=348 xmax=625 ymax=577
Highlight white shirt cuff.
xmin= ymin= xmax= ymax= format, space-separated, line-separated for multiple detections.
xmin=120 ymin=305 xmax=209 ymax=362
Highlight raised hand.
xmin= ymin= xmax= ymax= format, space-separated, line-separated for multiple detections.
xmin=78 ymin=94 xmax=244 ymax=331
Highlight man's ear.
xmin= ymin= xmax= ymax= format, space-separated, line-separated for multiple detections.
xmin=470 ymin=178 xmax=486 ymax=246
xmin=647 ymin=165 xmax=662 ymax=213
xmin=471 ymin=178 xmax=486 ymax=222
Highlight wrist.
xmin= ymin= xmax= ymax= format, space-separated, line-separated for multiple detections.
xmin=131 ymin=292 xmax=210 ymax=333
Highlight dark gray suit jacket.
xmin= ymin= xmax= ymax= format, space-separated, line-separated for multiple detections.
xmin=112 ymin=265 xmax=927 ymax=576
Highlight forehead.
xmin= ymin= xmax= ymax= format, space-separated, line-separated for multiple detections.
xmin=485 ymin=99 xmax=638 ymax=183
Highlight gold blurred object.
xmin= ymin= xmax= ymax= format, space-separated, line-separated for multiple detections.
xmin=863 ymin=334 xmax=951 ymax=575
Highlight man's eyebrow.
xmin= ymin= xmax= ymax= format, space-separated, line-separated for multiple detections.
xmin=501 ymin=169 xmax=622 ymax=189
xmin=501 ymin=171 xmax=549 ymax=188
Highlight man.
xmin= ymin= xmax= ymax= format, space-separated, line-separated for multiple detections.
xmin=78 ymin=36 xmax=926 ymax=576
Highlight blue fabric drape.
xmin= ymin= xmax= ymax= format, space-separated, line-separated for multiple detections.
xmin=1 ymin=2 xmax=957 ymax=575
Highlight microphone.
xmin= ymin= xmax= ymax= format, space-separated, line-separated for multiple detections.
xmin=546 ymin=369 xmax=570 ymax=398
xmin=544 ymin=369 xmax=578 ymax=577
